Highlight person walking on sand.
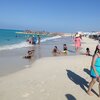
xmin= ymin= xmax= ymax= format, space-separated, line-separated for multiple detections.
xmin=74 ymin=33 xmax=81 ymax=54
xmin=87 ymin=45 xmax=100 ymax=96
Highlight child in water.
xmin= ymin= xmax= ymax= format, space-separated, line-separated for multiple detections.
xmin=52 ymin=46 xmax=60 ymax=56
xmin=24 ymin=50 xmax=34 ymax=59
xmin=63 ymin=44 xmax=67 ymax=55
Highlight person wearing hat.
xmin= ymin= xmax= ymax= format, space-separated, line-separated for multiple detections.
xmin=74 ymin=33 xmax=81 ymax=53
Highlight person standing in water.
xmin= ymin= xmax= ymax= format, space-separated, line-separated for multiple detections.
xmin=63 ymin=44 xmax=68 ymax=55
xmin=37 ymin=35 xmax=41 ymax=45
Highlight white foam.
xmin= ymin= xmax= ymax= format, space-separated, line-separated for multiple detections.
xmin=0 ymin=42 xmax=33 ymax=51
xmin=41 ymin=35 xmax=61 ymax=42
xmin=0 ymin=35 xmax=62 ymax=51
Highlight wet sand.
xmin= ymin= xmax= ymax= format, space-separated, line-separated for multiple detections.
xmin=0 ymin=36 xmax=75 ymax=76
xmin=0 ymin=37 xmax=100 ymax=100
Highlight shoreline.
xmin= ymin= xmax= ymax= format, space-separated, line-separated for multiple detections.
xmin=0 ymin=37 xmax=100 ymax=100
xmin=0 ymin=36 xmax=75 ymax=77
xmin=0 ymin=36 xmax=98 ymax=77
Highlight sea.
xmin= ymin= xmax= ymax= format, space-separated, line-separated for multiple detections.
xmin=0 ymin=29 xmax=75 ymax=76
xmin=0 ymin=29 xmax=65 ymax=51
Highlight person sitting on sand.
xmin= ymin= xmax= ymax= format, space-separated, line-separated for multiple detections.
xmin=85 ymin=48 xmax=92 ymax=56
xmin=81 ymin=47 xmax=92 ymax=56
xmin=62 ymin=44 xmax=67 ymax=55
xmin=52 ymin=46 xmax=60 ymax=56
xmin=24 ymin=50 xmax=34 ymax=59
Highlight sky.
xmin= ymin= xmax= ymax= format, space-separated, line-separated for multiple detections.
xmin=0 ymin=0 xmax=100 ymax=32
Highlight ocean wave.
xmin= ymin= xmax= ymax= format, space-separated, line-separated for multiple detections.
xmin=0 ymin=35 xmax=62 ymax=51
xmin=0 ymin=42 xmax=33 ymax=51
xmin=41 ymin=35 xmax=61 ymax=42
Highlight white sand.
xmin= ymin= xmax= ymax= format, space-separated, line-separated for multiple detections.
xmin=0 ymin=37 xmax=100 ymax=100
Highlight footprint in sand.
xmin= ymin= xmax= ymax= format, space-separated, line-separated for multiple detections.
xmin=25 ymin=65 xmax=31 ymax=68
xmin=40 ymin=89 xmax=45 ymax=93
xmin=41 ymin=81 xmax=45 ymax=84
xmin=22 ymin=93 xmax=30 ymax=98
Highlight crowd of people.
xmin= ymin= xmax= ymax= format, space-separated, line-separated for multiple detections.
xmin=52 ymin=32 xmax=92 ymax=57
xmin=23 ymin=35 xmax=41 ymax=59
xmin=74 ymin=32 xmax=100 ymax=97
xmin=73 ymin=32 xmax=100 ymax=97
xmin=23 ymin=32 xmax=100 ymax=97
xmin=52 ymin=32 xmax=100 ymax=97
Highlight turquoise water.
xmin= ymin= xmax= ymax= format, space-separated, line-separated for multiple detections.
xmin=0 ymin=29 xmax=50 ymax=51
xmin=0 ymin=29 xmax=24 ymax=46
xmin=0 ymin=29 xmax=75 ymax=76
xmin=0 ymin=29 xmax=73 ymax=51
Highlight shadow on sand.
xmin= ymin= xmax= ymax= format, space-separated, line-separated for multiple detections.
xmin=65 ymin=94 xmax=76 ymax=100
xmin=66 ymin=69 xmax=98 ymax=96
xmin=83 ymin=68 xmax=90 ymax=76
xmin=68 ymin=49 xmax=75 ymax=53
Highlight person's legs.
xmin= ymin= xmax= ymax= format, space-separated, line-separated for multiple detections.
xmin=98 ymin=77 xmax=100 ymax=97
xmin=87 ymin=78 xmax=96 ymax=95
xmin=76 ymin=47 xmax=79 ymax=54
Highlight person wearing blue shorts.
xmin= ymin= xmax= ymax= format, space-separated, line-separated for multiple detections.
xmin=87 ymin=45 xmax=100 ymax=97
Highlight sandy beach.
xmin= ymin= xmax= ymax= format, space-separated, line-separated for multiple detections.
xmin=0 ymin=36 xmax=100 ymax=100
xmin=0 ymin=36 xmax=75 ymax=76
